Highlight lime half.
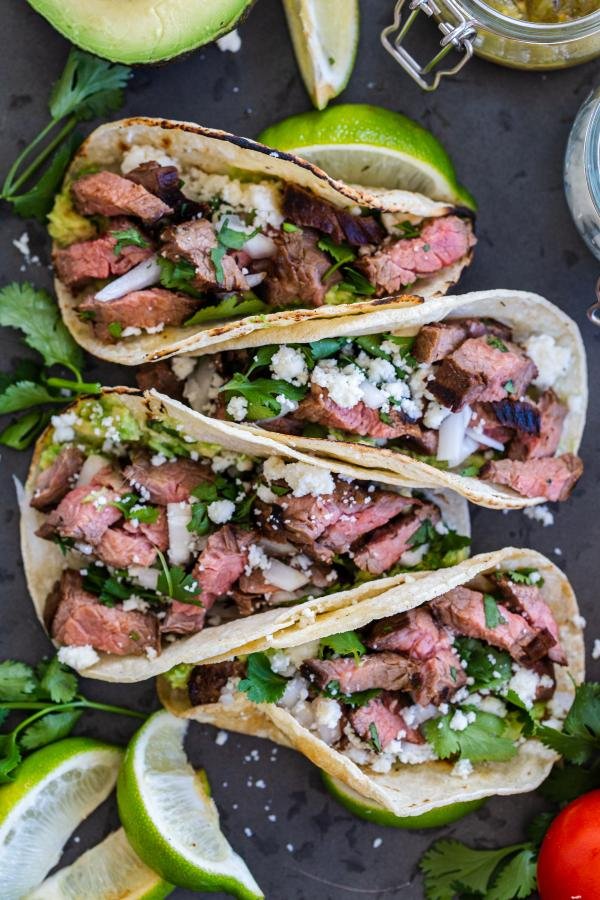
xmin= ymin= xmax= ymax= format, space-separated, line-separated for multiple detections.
xmin=117 ymin=710 xmax=263 ymax=899
xmin=282 ymin=0 xmax=359 ymax=109
xmin=0 ymin=737 xmax=122 ymax=900
xmin=26 ymin=828 xmax=173 ymax=899
xmin=259 ymin=104 xmax=476 ymax=209
xmin=321 ymin=772 xmax=485 ymax=828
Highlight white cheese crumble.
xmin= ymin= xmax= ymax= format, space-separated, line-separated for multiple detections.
xmin=312 ymin=697 xmax=342 ymax=729
xmin=523 ymin=334 xmax=571 ymax=390
xmin=270 ymin=346 xmax=309 ymax=386
xmin=217 ymin=29 xmax=242 ymax=52
xmin=57 ymin=644 xmax=100 ymax=670
xmin=13 ymin=231 xmax=40 ymax=267
xmin=592 ymin=639 xmax=600 ymax=660
xmin=171 ymin=357 xmax=197 ymax=380
xmin=276 ymin=394 xmax=299 ymax=415
xmin=183 ymin=170 xmax=284 ymax=231
xmin=312 ymin=360 xmax=364 ymax=408
xmin=215 ymin=730 xmax=229 ymax=746
xmin=449 ymin=709 xmax=476 ymax=731
xmin=207 ymin=499 xmax=236 ymax=524
xmin=120 ymin=145 xmax=176 ymax=174
xmin=523 ymin=505 xmax=554 ymax=527
xmin=122 ymin=595 xmax=150 ymax=613
xmin=573 ymin=614 xmax=587 ymax=628
xmin=51 ymin=411 xmax=78 ymax=443
xmin=507 ymin=666 xmax=540 ymax=709
xmin=263 ymin=457 xmax=335 ymax=497
xmin=245 ymin=544 xmax=271 ymax=575
xmin=227 ymin=396 xmax=249 ymax=422
xmin=451 ymin=758 xmax=474 ymax=779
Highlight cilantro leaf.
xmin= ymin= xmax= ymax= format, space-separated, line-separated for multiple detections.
xmin=319 ymin=630 xmax=366 ymax=662
xmin=20 ymin=709 xmax=82 ymax=751
xmin=368 ymin=722 xmax=382 ymax=752
xmin=37 ymin=656 xmax=78 ymax=704
xmin=504 ymin=380 xmax=516 ymax=395
xmin=210 ymin=219 xmax=256 ymax=285
xmin=11 ymin=133 xmax=83 ymax=221
xmin=540 ymin=761 xmax=600 ymax=804
xmin=157 ymin=257 xmax=202 ymax=296
xmin=423 ymin=708 xmax=517 ymax=763
xmin=238 ymin=652 xmax=288 ymax=704
xmin=487 ymin=335 xmax=508 ymax=353
xmin=110 ymin=492 xmax=159 ymax=524
xmin=184 ymin=293 xmax=268 ymax=326
xmin=49 ymin=49 xmax=131 ymax=121
xmin=502 ymin=568 xmax=544 ymax=587
xmin=156 ymin=553 xmax=202 ymax=606
xmin=282 ymin=222 xmax=301 ymax=233
xmin=0 ymin=661 xmax=39 ymax=701
xmin=537 ymin=682 xmax=600 ymax=764
xmin=420 ymin=840 xmax=530 ymax=900
xmin=487 ymin=848 xmax=537 ymax=900
xmin=307 ymin=338 xmax=348 ymax=360
xmin=220 ymin=373 xmax=306 ymax=420
xmin=0 ymin=283 xmax=83 ymax=374
xmin=0 ymin=733 xmax=22 ymax=783
xmin=396 ymin=220 xmax=422 ymax=239
xmin=317 ymin=236 xmax=356 ymax=279
xmin=246 ymin=346 xmax=278 ymax=376
xmin=0 ymin=409 xmax=50 ymax=450
xmin=338 ymin=267 xmax=376 ymax=296
xmin=0 ymin=381 xmax=57 ymax=415
xmin=322 ymin=682 xmax=381 ymax=708
xmin=454 ymin=637 xmax=512 ymax=692
xmin=210 ymin=245 xmax=227 ymax=284
xmin=107 ymin=322 xmax=123 ymax=339
xmin=483 ymin=594 xmax=507 ymax=629
xmin=111 ymin=227 xmax=150 ymax=255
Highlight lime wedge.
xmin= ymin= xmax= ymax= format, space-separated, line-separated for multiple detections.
xmin=25 ymin=828 xmax=173 ymax=899
xmin=117 ymin=710 xmax=263 ymax=899
xmin=282 ymin=0 xmax=359 ymax=109
xmin=259 ymin=104 xmax=476 ymax=209
xmin=0 ymin=737 xmax=122 ymax=900
xmin=321 ymin=772 xmax=485 ymax=828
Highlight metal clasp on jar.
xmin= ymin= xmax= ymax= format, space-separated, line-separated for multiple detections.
xmin=587 ymin=276 xmax=600 ymax=326
xmin=381 ymin=0 xmax=477 ymax=92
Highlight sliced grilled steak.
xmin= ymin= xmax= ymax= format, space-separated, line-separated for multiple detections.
xmin=161 ymin=219 xmax=248 ymax=293
xmin=88 ymin=465 xmax=126 ymax=492
xmin=126 ymin=161 xmax=205 ymax=221
xmin=530 ymin=658 xmax=556 ymax=701
xmin=495 ymin=577 xmax=567 ymax=665
xmin=72 ymin=171 xmax=172 ymax=223
xmin=349 ymin=693 xmax=422 ymax=749
xmin=413 ymin=321 xmax=471 ymax=364
xmin=124 ymin=456 xmax=211 ymax=505
xmin=491 ymin=399 xmax=540 ymax=436
xmin=50 ymin=570 xmax=158 ymax=656
xmin=255 ymin=491 xmax=347 ymax=551
xmin=508 ymin=390 xmax=567 ymax=461
xmin=135 ymin=361 xmax=184 ymax=400
xmin=95 ymin=526 xmax=157 ymax=569
xmin=431 ymin=586 xmax=556 ymax=664
xmin=357 ymin=216 xmax=474 ymax=296
xmin=352 ymin=502 xmax=440 ymax=575
xmin=429 ymin=337 xmax=538 ymax=412
xmin=301 ymin=652 xmax=418 ymax=694
xmin=412 ymin=648 xmax=467 ymax=706
xmin=37 ymin=483 xmax=122 ymax=546
xmin=263 ymin=228 xmax=337 ymax=307
xmin=123 ymin=507 xmax=169 ymax=551
xmin=318 ymin=489 xmax=418 ymax=556
xmin=282 ymin=185 xmax=385 ymax=246
xmin=366 ymin=607 xmax=452 ymax=659
xmin=30 ymin=447 xmax=85 ymax=511
xmin=54 ymin=226 xmax=153 ymax=290
xmin=79 ymin=288 xmax=198 ymax=342
xmin=294 ymin=383 xmax=438 ymax=448
xmin=481 ymin=454 xmax=582 ymax=501
xmin=470 ymin=403 xmax=514 ymax=445
xmin=188 ymin=660 xmax=246 ymax=706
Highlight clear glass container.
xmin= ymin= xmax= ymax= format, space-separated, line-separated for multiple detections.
xmin=564 ymin=87 xmax=600 ymax=262
xmin=381 ymin=0 xmax=600 ymax=91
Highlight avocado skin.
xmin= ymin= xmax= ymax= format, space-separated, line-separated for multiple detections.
xmin=26 ymin=0 xmax=256 ymax=65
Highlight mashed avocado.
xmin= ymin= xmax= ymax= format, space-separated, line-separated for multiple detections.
xmin=48 ymin=183 xmax=97 ymax=246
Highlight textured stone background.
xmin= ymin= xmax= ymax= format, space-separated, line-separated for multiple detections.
xmin=0 ymin=1 xmax=599 ymax=896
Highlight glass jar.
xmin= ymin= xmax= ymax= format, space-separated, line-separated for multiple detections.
xmin=381 ymin=0 xmax=600 ymax=91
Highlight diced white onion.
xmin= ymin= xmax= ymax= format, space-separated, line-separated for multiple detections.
xmin=167 ymin=502 xmax=193 ymax=566
xmin=94 ymin=254 xmax=161 ymax=302
xmin=76 ymin=454 xmax=109 ymax=487
xmin=265 ymin=559 xmax=310 ymax=591
xmin=128 ymin=565 xmax=159 ymax=590
xmin=437 ymin=405 xmax=472 ymax=467
xmin=243 ymin=233 xmax=277 ymax=259
xmin=245 ymin=271 xmax=267 ymax=288
xmin=465 ymin=427 xmax=505 ymax=452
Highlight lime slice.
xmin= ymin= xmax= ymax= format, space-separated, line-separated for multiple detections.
xmin=25 ymin=828 xmax=173 ymax=899
xmin=259 ymin=104 xmax=476 ymax=209
xmin=282 ymin=0 xmax=359 ymax=110
xmin=0 ymin=737 xmax=122 ymax=900
xmin=117 ymin=710 xmax=263 ymax=899
xmin=321 ymin=772 xmax=485 ymax=828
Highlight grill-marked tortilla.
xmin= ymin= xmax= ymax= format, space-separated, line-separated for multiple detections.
xmin=159 ymin=547 xmax=585 ymax=819
xmin=53 ymin=117 xmax=474 ymax=366
xmin=20 ymin=389 xmax=470 ymax=682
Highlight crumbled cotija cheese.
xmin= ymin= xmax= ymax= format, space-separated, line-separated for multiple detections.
xmin=207 ymin=499 xmax=235 ymax=524
xmin=227 ymin=396 xmax=248 ymax=422
xmin=263 ymin=457 xmax=335 ymax=497
xmin=183 ymin=170 xmax=284 ymax=231
xmin=311 ymin=360 xmax=364 ymax=408
xmin=523 ymin=505 xmax=554 ymax=527
xmin=270 ymin=346 xmax=309 ymax=386
xmin=51 ymin=411 xmax=78 ymax=443
xmin=245 ymin=544 xmax=271 ymax=575
xmin=507 ymin=666 xmax=540 ymax=709
xmin=451 ymin=758 xmax=474 ymax=778
xmin=57 ymin=644 xmax=100 ymax=669
xmin=523 ymin=334 xmax=571 ymax=390
xmin=120 ymin=145 xmax=176 ymax=173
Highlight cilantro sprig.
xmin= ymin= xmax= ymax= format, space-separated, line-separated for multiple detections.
xmin=219 ymin=372 xmax=307 ymax=420
xmin=318 ymin=630 xmax=366 ymax=662
xmin=183 ymin=292 xmax=268 ymax=326
xmin=420 ymin=840 xmax=536 ymax=900
xmin=111 ymin=227 xmax=150 ymax=255
xmin=0 ymin=656 xmax=144 ymax=782
xmin=0 ymin=282 xmax=101 ymax=449
xmin=238 ymin=652 xmax=288 ymax=704
xmin=423 ymin=707 xmax=517 ymax=763
xmin=1 ymin=49 xmax=130 ymax=221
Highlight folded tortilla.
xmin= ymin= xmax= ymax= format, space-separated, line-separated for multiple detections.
xmin=21 ymin=389 xmax=470 ymax=683
xmin=159 ymin=547 xmax=585 ymax=818
xmin=53 ymin=117 xmax=474 ymax=366
xmin=203 ymin=288 xmax=587 ymax=510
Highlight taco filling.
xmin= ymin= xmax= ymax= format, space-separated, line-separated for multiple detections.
xmin=52 ymin=154 xmax=475 ymax=342
xmin=181 ymin=567 xmax=567 ymax=774
xmin=174 ymin=318 xmax=582 ymax=501
xmin=30 ymin=396 xmax=469 ymax=664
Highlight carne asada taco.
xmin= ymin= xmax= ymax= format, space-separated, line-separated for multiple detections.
xmin=159 ymin=548 xmax=585 ymax=819
xmin=171 ymin=289 xmax=586 ymax=508
xmin=20 ymin=389 xmax=470 ymax=683
xmin=50 ymin=117 xmax=475 ymax=365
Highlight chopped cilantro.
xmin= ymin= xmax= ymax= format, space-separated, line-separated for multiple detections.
xmin=454 ymin=637 xmax=512 ymax=691
xmin=322 ymin=682 xmax=381 ymax=708
xmin=156 ymin=553 xmax=202 ymax=606
xmin=238 ymin=652 xmax=288 ymax=704
xmin=110 ymin=227 xmax=149 ymax=255
xmin=157 ymin=256 xmax=202 ymax=296
xmin=396 ymin=220 xmax=421 ymax=239
xmin=219 ymin=372 xmax=306 ymax=420
xmin=368 ymin=723 xmax=382 ymax=752
xmin=317 ymin=236 xmax=356 ymax=280
xmin=109 ymin=492 xmax=159 ymax=524
xmin=504 ymin=380 xmax=516 ymax=394
xmin=184 ymin=292 xmax=267 ymax=325
xmin=483 ymin=594 xmax=507 ymax=628
xmin=282 ymin=221 xmax=301 ymax=233
xmin=211 ymin=218 xmax=256 ymax=284
xmin=319 ymin=630 xmax=366 ymax=662
xmin=501 ymin=568 xmax=544 ymax=587
xmin=487 ymin=335 xmax=508 ymax=352
xmin=107 ymin=321 xmax=123 ymax=339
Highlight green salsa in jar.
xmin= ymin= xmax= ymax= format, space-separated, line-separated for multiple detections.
xmin=486 ymin=0 xmax=598 ymax=24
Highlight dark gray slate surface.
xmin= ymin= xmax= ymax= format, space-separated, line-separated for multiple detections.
xmin=1 ymin=1 xmax=599 ymax=897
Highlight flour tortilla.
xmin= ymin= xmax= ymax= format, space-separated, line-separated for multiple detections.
xmin=54 ymin=117 xmax=474 ymax=365
xmin=203 ymin=288 xmax=587 ymax=510
xmin=159 ymin=547 xmax=585 ymax=818
xmin=21 ymin=389 xmax=470 ymax=683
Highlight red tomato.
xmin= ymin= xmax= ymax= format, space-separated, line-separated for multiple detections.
xmin=537 ymin=789 xmax=600 ymax=899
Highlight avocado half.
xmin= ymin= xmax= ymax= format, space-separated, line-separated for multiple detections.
xmin=26 ymin=0 xmax=255 ymax=64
